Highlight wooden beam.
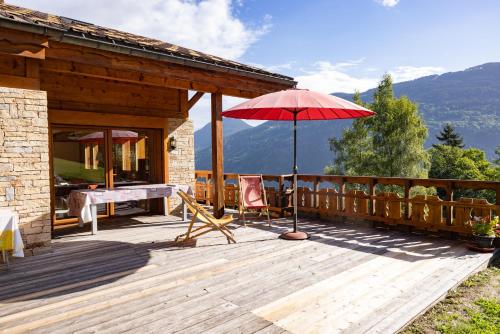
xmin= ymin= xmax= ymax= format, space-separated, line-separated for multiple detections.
xmin=0 ymin=28 xmax=48 ymax=59
xmin=44 ymin=43 xmax=294 ymax=98
xmin=25 ymin=58 xmax=40 ymax=79
xmin=41 ymin=59 xmax=265 ymax=99
xmin=178 ymin=89 xmax=189 ymax=118
xmin=49 ymin=110 xmax=169 ymax=129
xmin=0 ymin=73 xmax=39 ymax=90
xmin=211 ymin=92 xmax=224 ymax=218
xmin=187 ymin=92 xmax=205 ymax=112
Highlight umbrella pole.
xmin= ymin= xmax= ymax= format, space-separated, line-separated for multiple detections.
xmin=279 ymin=111 xmax=308 ymax=240
xmin=293 ymin=113 xmax=298 ymax=232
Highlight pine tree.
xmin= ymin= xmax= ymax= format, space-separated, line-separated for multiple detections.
xmin=434 ymin=123 xmax=464 ymax=148
xmin=495 ymin=145 xmax=500 ymax=165
xmin=327 ymin=74 xmax=429 ymax=178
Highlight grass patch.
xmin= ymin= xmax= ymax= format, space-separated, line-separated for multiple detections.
xmin=403 ymin=267 xmax=500 ymax=334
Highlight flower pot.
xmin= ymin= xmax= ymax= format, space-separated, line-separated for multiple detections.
xmin=494 ymin=237 xmax=500 ymax=248
xmin=473 ymin=235 xmax=495 ymax=248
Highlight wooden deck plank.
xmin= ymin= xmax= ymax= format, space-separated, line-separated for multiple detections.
xmin=267 ymin=245 xmax=468 ymax=333
xmin=0 ymin=216 xmax=492 ymax=334
xmin=0 ymin=222 xmax=275 ymax=310
xmin=352 ymin=252 xmax=490 ymax=334
xmin=0 ymin=234 xmax=315 ymax=330
xmin=31 ymin=236 xmax=340 ymax=329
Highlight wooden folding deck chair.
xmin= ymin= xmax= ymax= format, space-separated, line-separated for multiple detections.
xmin=175 ymin=191 xmax=236 ymax=244
xmin=238 ymin=175 xmax=271 ymax=227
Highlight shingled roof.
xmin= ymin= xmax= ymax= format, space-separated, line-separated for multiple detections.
xmin=0 ymin=3 xmax=295 ymax=84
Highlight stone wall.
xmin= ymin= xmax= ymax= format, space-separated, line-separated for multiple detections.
xmin=0 ymin=87 xmax=51 ymax=255
xmin=167 ymin=117 xmax=195 ymax=212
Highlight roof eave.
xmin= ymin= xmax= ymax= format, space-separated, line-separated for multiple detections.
xmin=0 ymin=17 xmax=297 ymax=88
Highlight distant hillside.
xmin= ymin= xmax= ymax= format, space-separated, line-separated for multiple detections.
xmin=196 ymin=63 xmax=500 ymax=174
xmin=336 ymin=62 xmax=500 ymax=156
xmin=196 ymin=120 xmax=350 ymax=174
xmin=194 ymin=118 xmax=252 ymax=151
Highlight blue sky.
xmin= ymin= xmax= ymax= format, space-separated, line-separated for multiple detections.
xmin=9 ymin=0 xmax=500 ymax=128
xmin=240 ymin=0 xmax=500 ymax=80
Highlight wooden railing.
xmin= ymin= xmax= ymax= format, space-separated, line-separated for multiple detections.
xmin=195 ymin=170 xmax=500 ymax=236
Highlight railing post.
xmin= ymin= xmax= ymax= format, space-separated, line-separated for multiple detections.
xmin=404 ymin=180 xmax=412 ymax=220
xmin=445 ymin=181 xmax=454 ymax=226
xmin=207 ymin=171 xmax=212 ymax=205
xmin=496 ymin=185 xmax=500 ymax=207
xmin=278 ymin=175 xmax=284 ymax=217
xmin=368 ymin=179 xmax=376 ymax=216
xmin=313 ymin=176 xmax=319 ymax=213
xmin=339 ymin=177 xmax=346 ymax=213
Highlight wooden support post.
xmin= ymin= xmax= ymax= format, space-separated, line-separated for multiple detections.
xmin=106 ymin=129 xmax=115 ymax=216
xmin=211 ymin=92 xmax=224 ymax=218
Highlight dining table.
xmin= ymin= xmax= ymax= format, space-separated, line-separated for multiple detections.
xmin=68 ymin=184 xmax=192 ymax=234
xmin=0 ymin=208 xmax=24 ymax=268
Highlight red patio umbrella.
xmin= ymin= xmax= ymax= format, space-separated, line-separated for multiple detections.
xmin=223 ymin=88 xmax=375 ymax=240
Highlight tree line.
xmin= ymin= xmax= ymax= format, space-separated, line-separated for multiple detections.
xmin=326 ymin=74 xmax=500 ymax=201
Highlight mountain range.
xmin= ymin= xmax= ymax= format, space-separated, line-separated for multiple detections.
xmin=194 ymin=118 xmax=252 ymax=151
xmin=195 ymin=62 xmax=500 ymax=174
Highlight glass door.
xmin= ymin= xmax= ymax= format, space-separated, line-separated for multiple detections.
xmin=52 ymin=128 xmax=108 ymax=221
xmin=52 ymin=126 xmax=162 ymax=224
xmin=111 ymin=129 xmax=159 ymax=215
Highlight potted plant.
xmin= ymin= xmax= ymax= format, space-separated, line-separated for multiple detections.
xmin=493 ymin=216 xmax=500 ymax=248
xmin=470 ymin=216 xmax=496 ymax=248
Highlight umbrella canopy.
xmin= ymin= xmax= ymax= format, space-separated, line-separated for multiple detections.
xmin=223 ymin=88 xmax=374 ymax=120
xmin=222 ymin=88 xmax=375 ymax=240
xmin=79 ymin=130 xmax=139 ymax=141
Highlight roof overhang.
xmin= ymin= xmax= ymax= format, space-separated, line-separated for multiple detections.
xmin=0 ymin=16 xmax=297 ymax=88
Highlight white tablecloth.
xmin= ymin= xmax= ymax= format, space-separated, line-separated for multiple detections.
xmin=68 ymin=184 xmax=192 ymax=223
xmin=0 ymin=208 xmax=24 ymax=257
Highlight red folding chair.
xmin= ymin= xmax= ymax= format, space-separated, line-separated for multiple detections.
xmin=238 ymin=175 xmax=271 ymax=227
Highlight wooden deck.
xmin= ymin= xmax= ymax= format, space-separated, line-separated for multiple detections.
xmin=0 ymin=216 xmax=492 ymax=334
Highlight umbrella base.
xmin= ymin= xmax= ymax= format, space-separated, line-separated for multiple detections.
xmin=279 ymin=231 xmax=309 ymax=240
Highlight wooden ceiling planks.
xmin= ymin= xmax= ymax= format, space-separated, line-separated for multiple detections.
xmin=41 ymin=71 xmax=182 ymax=118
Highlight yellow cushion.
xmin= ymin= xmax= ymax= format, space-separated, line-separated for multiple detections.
xmin=0 ymin=230 xmax=14 ymax=251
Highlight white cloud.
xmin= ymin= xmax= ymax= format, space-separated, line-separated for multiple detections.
xmin=375 ymin=0 xmax=400 ymax=7
xmin=247 ymin=61 xmax=296 ymax=73
xmin=295 ymin=61 xmax=379 ymax=94
xmin=263 ymin=61 xmax=296 ymax=73
xmin=389 ymin=66 xmax=446 ymax=82
xmin=295 ymin=61 xmax=446 ymax=95
xmin=8 ymin=0 xmax=269 ymax=60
